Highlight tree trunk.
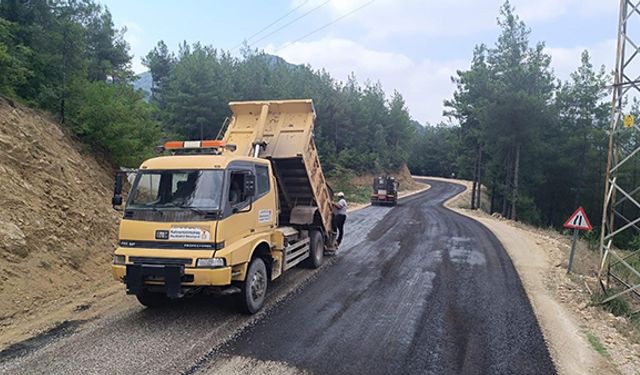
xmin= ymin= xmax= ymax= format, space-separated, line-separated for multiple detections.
xmin=471 ymin=181 xmax=478 ymax=209
xmin=511 ymin=142 xmax=521 ymax=221
xmin=501 ymin=195 xmax=508 ymax=217
xmin=471 ymin=145 xmax=479 ymax=209
xmin=476 ymin=144 xmax=483 ymax=210
xmin=490 ymin=184 xmax=496 ymax=213
xmin=502 ymin=153 xmax=512 ymax=218
xmin=501 ymin=180 xmax=509 ymax=217
xmin=574 ymin=133 xmax=588 ymax=208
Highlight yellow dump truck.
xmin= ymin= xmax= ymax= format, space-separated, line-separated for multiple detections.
xmin=111 ymin=99 xmax=337 ymax=313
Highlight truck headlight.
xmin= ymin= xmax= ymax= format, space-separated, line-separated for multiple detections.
xmin=113 ymin=255 xmax=126 ymax=265
xmin=196 ymin=258 xmax=226 ymax=268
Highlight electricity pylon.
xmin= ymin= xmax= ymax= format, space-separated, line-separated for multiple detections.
xmin=598 ymin=0 xmax=640 ymax=306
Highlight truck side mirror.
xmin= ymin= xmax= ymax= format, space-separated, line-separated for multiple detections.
xmin=112 ymin=173 xmax=124 ymax=208
xmin=244 ymin=173 xmax=255 ymax=197
xmin=114 ymin=173 xmax=123 ymax=195
xmin=112 ymin=195 xmax=123 ymax=206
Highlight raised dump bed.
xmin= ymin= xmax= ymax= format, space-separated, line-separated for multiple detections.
xmin=223 ymin=100 xmax=334 ymax=236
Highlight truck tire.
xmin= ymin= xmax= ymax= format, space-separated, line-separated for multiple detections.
xmin=304 ymin=230 xmax=324 ymax=269
xmin=240 ymin=257 xmax=268 ymax=314
xmin=136 ymin=290 xmax=169 ymax=308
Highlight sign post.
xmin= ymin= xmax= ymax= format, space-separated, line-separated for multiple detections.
xmin=563 ymin=206 xmax=593 ymax=273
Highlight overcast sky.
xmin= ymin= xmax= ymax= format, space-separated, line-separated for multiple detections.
xmin=102 ymin=0 xmax=618 ymax=125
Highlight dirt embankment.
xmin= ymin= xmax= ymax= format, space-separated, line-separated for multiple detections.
xmin=350 ymin=164 xmax=423 ymax=191
xmin=330 ymin=164 xmax=426 ymax=210
xmin=346 ymin=166 xmax=429 ymax=211
xmin=0 ymin=97 xmax=122 ymax=348
xmin=432 ymin=177 xmax=640 ymax=375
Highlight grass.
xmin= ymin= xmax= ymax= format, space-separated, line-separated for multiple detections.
xmin=345 ymin=185 xmax=371 ymax=204
xmin=326 ymin=167 xmax=372 ymax=204
xmin=328 ymin=178 xmax=371 ymax=204
xmin=591 ymin=292 xmax=633 ymax=317
xmin=586 ymin=332 xmax=611 ymax=359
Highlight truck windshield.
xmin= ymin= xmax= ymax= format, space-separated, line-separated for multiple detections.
xmin=128 ymin=170 xmax=224 ymax=210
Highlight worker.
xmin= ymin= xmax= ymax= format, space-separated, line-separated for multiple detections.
xmin=332 ymin=192 xmax=348 ymax=246
xmin=229 ymin=179 xmax=242 ymax=206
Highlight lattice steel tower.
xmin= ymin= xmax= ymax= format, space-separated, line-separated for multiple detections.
xmin=598 ymin=0 xmax=640 ymax=306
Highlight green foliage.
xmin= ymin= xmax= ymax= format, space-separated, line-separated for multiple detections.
xmin=161 ymin=43 xmax=232 ymax=140
xmin=582 ymin=229 xmax=601 ymax=251
xmin=408 ymin=123 xmax=458 ymax=177
xmin=585 ymin=332 xmax=611 ymax=359
xmin=628 ymin=235 xmax=640 ymax=252
xmin=142 ymin=40 xmax=175 ymax=101
xmin=326 ymin=166 xmax=370 ymax=204
xmin=0 ymin=18 xmax=32 ymax=96
xmin=592 ymin=292 xmax=632 ymax=318
xmin=0 ymin=1 xmax=159 ymax=168
xmin=84 ymin=8 xmax=131 ymax=82
xmin=149 ymin=46 xmax=416 ymax=172
xmin=1 ymin=1 xmax=417 ymax=173
xmin=428 ymin=1 xmax=611 ymax=228
xmin=66 ymin=80 xmax=161 ymax=167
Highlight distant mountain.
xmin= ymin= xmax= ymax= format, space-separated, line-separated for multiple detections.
xmin=132 ymin=71 xmax=152 ymax=100
xmin=411 ymin=119 xmax=426 ymax=131
xmin=261 ymin=53 xmax=298 ymax=69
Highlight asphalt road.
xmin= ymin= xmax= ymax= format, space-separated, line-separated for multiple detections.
xmin=0 ymin=179 xmax=556 ymax=375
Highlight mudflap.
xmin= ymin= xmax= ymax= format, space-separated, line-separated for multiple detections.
xmin=126 ymin=264 xmax=184 ymax=299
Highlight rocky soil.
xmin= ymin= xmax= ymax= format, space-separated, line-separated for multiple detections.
xmin=0 ymin=97 xmax=120 ymax=348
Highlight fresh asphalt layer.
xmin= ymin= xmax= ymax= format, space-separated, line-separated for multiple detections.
xmin=0 ymin=179 xmax=556 ymax=375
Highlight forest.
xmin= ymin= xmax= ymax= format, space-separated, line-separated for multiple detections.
xmin=0 ymin=0 xmax=629 ymax=234
xmin=143 ymin=42 xmax=414 ymax=174
xmin=409 ymin=3 xmax=624 ymax=232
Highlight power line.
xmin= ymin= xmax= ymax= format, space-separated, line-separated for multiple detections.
xmin=240 ymin=0 xmax=332 ymax=51
xmin=272 ymin=0 xmax=375 ymax=52
xmin=231 ymin=0 xmax=310 ymax=51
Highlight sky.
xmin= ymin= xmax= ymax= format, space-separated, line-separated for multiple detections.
xmin=102 ymin=0 xmax=618 ymax=125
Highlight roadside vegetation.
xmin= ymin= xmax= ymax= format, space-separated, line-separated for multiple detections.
xmin=143 ymin=42 xmax=415 ymax=177
xmin=408 ymin=2 xmax=621 ymax=237
xmin=0 ymin=0 xmax=159 ymax=166
xmin=0 ymin=0 xmax=415 ymax=178
xmin=586 ymin=331 xmax=612 ymax=359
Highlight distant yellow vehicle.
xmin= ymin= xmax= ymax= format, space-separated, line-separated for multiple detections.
xmin=111 ymin=100 xmax=337 ymax=313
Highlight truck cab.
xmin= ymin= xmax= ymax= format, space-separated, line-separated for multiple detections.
xmin=111 ymin=100 xmax=336 ymax=313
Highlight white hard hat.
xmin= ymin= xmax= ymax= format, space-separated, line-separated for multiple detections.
xmin=337 ymin=192 xmax=345 ymax=197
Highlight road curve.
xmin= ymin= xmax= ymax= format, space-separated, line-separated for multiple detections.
xmin=0 ymin=179 xmax=556 ymax=375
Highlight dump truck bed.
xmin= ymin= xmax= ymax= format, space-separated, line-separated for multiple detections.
xmin=222 ymin=100 xmax=333 ymax=235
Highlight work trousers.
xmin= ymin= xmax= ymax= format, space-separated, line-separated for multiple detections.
xmin=332 ymin=214 xmax=347 ymax=245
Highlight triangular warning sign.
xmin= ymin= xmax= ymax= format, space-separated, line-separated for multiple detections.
xmin=563 ymin=206 xmax=592 ymax=231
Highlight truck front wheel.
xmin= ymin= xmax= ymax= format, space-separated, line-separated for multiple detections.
xmin=240 ymin=257 xmax=268 ymax=314
xmin=305 ymin=230 xmax=324 ymax=269
xmin=136 ymin=290 xmax=169 ymax=308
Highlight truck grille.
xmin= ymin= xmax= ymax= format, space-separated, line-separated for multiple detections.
xmin=129 ymin=256 xmax=192 ymax=266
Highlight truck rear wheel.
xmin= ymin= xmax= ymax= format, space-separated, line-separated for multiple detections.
xmin=136 ymin=290 xmax=169 ymax=308
xmin=240 ymin=257 xmax=268 ymax=314
xmin=304 ymin=230 xmax=324 ymax=269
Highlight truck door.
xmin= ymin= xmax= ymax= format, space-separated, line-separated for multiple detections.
xmin=253 ymin=163 xmax=276 ymax=232
xmin=216 ymin=166 xmax=257 ymax=247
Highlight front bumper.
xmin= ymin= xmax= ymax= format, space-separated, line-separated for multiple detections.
xmin=112 ymin=264 xmax=232 ymax=295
